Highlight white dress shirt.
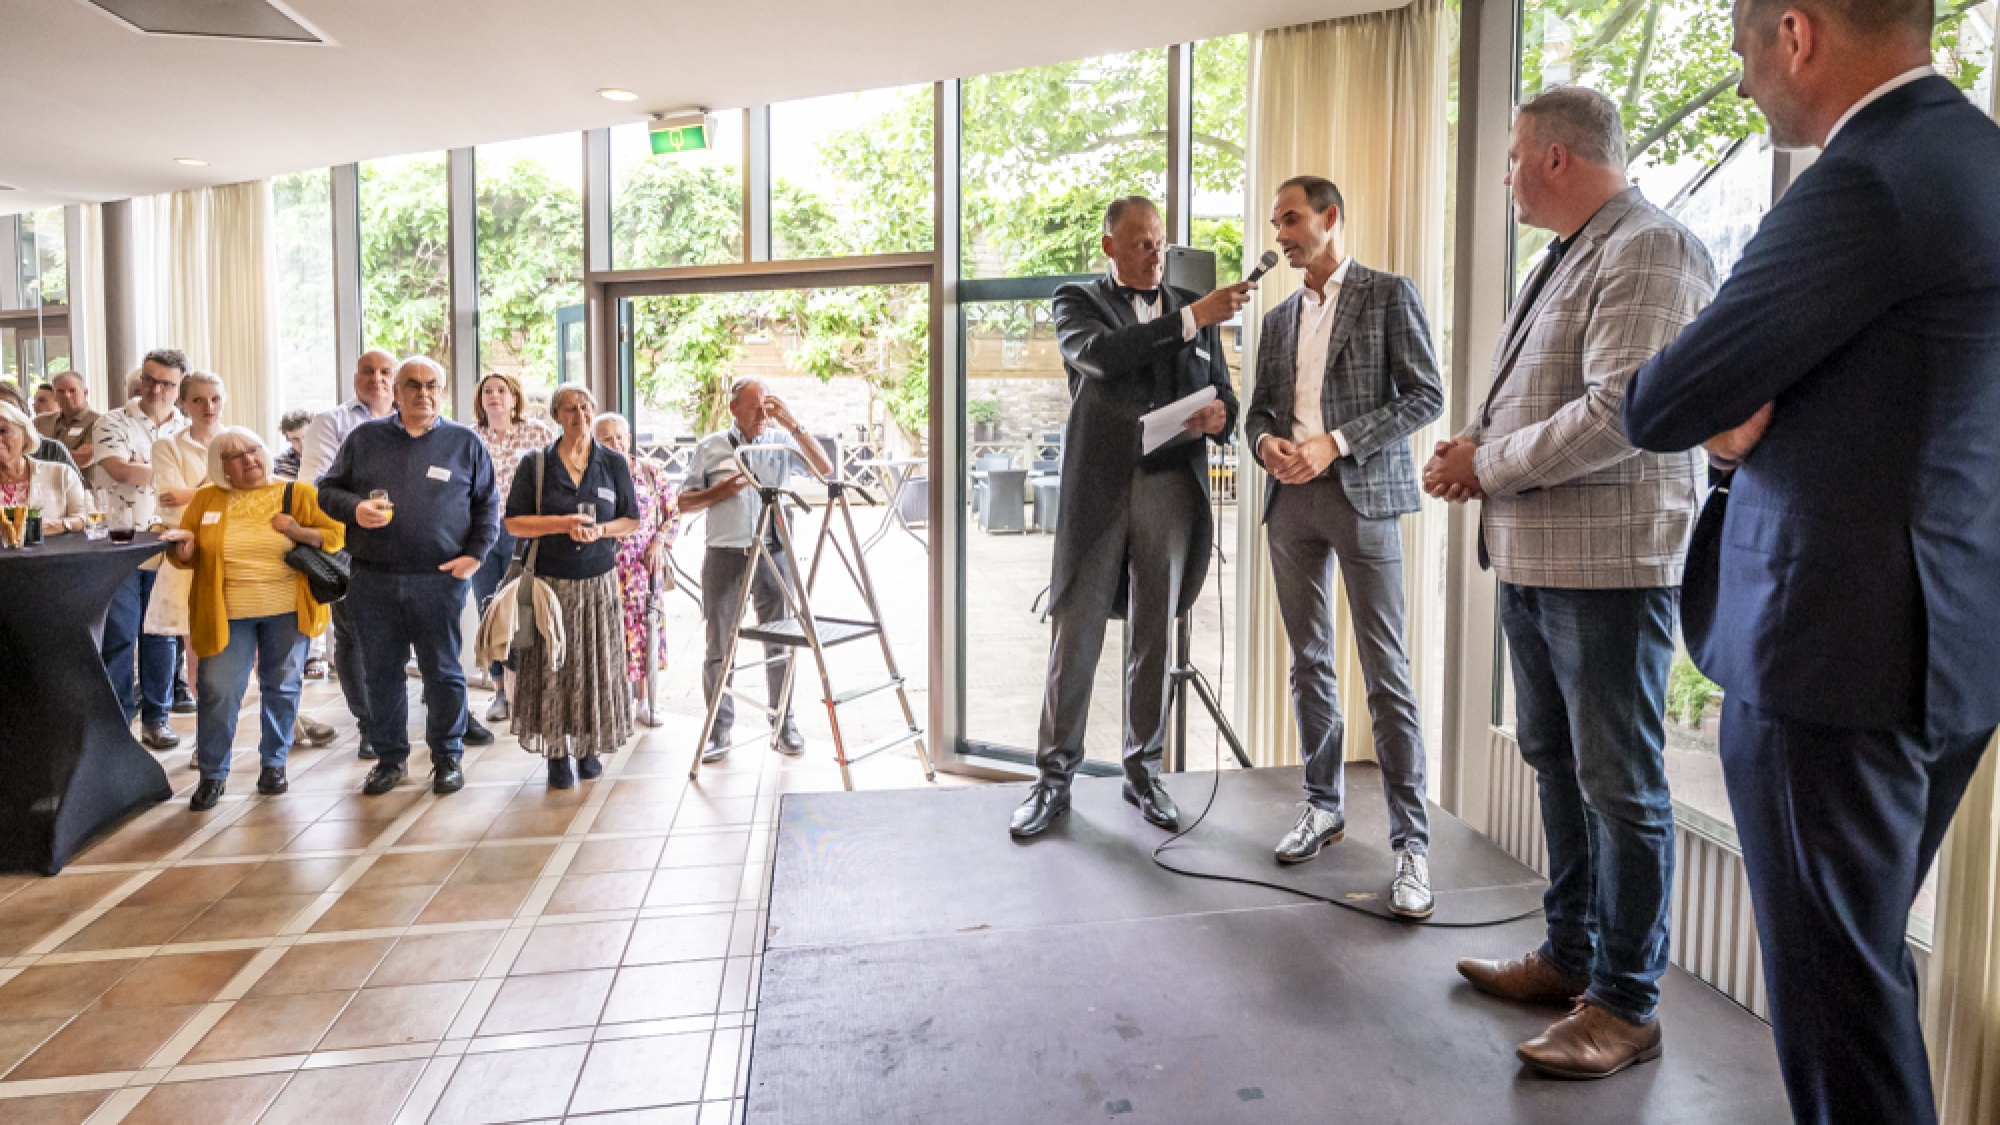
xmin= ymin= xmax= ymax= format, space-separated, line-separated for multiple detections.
xmin=1109 ymin=264 xmax=1198 ymax=342
xmin=1290 ymin=257 xmax=1354 ymax=456
xmin=1825 ymin=65 xmax=1937 ymax=148
xmin=298 ymin=399 xmax=384 ymax=486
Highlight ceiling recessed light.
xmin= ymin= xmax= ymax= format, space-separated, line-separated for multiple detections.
xmin=598 ymin=87 xmax=639 ymax=102
xmin=175 ymin=157 xmax=209 ymax=166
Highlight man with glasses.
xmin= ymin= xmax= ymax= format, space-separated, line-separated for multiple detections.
xmin=317 ymin=357 xmax=499 ymax=797
xmin=36 ymin=371 xmax=101 ymax=471
xmin=91 ymin=349 xmax=191 ymax=749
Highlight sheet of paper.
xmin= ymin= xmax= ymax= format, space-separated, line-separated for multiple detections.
xmin=1140 ymin=386 xmax=1218 ymax=455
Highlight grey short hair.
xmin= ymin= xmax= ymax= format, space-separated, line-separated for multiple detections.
xmin=591 ymin=411 xmax=629 ymax=438
xmin=728 ymin=377 xmax=765 ymax=405
xmin=206 ymin=426 xmax=270 ymax=490
xmin=1102 ymin=195 xmax=1160 ymax=237
xmin=395 ymin=356 xmax=446 ymax=390
xmin=51 ymin=370 xmax=86 ymax=391
xmin=549 ymin=382 xmax=596 ymax=418
xmin=1519 ymin=86 xmax=1628 ymax=169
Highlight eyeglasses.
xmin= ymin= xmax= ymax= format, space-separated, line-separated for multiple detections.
xmin=140 ymin=376 xmax=180 ymax=390
xmin=401 ymin=381 xmax=445 ymax=395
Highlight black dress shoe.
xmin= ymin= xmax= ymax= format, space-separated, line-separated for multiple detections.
xmin=357 ymin=737 xmax=378 ymax=761
xmin=256 ymin=766 xmax=288 ymax=795
xmin=1009 ymin=782 xmax=1071 ymax=839
xmin=702 ymin=731 xmax=733 ymax=764
xmin=142 ymin=723 xmax=182 ymax=750
xmin=776 ymin=721 xmax=806 ymax=756
xmin=1123 ymin=776 xmax=1180 ymax=830
xmin=189 ymin=777 xmax=225 ymax=811
xmin=362 ymin=763 xmax=405 ymax=795
xmin=463 ymin=718 xmax=495 ymax=746
xmin=577 ymin=754 xmax=603 ymax=780
xmin=432 ymin=759 xmax=466 ymax=794
xmin=171 ymin=683 xmax=198 ymax=715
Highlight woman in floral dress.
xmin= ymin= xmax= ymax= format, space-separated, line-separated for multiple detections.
xmin=593 ymin=412 xmax=679 ymax=726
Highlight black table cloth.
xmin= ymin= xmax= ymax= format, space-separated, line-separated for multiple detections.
xmin=0 ymin=533 xmax=173 ymax=873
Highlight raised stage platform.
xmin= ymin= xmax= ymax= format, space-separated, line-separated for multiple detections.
xmin=749 ymin=765 xmax=1789 ymax=1123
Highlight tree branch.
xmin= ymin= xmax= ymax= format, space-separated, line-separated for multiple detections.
xmin=1628 ymin=69 xmax=1741 ymax=164
xmin=1624 ymin=0 xmax=1663 ymax=110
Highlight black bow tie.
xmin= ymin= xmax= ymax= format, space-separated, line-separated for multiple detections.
xmin=1118 ymin=285 xmax=1162 ymax=305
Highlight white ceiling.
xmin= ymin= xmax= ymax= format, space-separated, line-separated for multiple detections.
xmin=0 ymin=0 xmax=1394 ymax=216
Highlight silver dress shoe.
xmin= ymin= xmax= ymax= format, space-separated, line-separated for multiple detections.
xmin=1274 ymin=805 xmax=1345 ymax=864
xmin=1390 ymin=849 xmax=1434 ymax=919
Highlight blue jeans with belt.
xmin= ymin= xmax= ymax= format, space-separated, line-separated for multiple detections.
xmin=194 ymin=613 xmax=309 ymax=780
xmin=345 ymin=566 xmax=471 ymax=770
xmin=1499 ymin=583 xmax=1678 ymax=1026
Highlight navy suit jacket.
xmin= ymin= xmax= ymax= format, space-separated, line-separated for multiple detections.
xmin=1624 ymin=76 xmax=2000 ymax=734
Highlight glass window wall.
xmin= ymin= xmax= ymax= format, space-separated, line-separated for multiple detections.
xmin=611 ymin=112 xmax=745 ymax=269
xmin=358 ymin=151 xmax=451 ymax=367
xmin=273 ymin=169 xmax=338 ymax=414
xmin=772 ymin=85 xmax=934 ymax=260
xmin=476 ymin=133 xmax=585 ymax=410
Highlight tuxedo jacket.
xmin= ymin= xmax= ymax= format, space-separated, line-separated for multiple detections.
xmin=1242 ymin=261 xmax=1443 ymax=521
xmin=1046 ymin=275 xmax=1239 ymax=620
xmin=1625 ymin=76 xmax=2000 ymax=734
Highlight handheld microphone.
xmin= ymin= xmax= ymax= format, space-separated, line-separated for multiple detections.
xmin=1244 ymin=250 xmax=1280 ymax=285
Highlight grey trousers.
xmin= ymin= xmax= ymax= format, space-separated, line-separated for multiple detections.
xmin=1266 ymin=476 xmax=1430 ymax=853
xmin=701 ymin=545 xmax=797 ymax=735
xmin=1036 ymin=466 xmax=1203 ymax=787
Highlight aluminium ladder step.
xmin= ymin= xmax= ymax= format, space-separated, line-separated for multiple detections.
xmin=830 ymin=676 xmax=906 ymax=706
xmin=739 ymin=616 xmax=881 ymax=648
xmin=844 ymin=727 xmax=925 ymax=765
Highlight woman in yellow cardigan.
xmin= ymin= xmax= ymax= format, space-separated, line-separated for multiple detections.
xmin=160 ymin=427 xmax=344 ymax=811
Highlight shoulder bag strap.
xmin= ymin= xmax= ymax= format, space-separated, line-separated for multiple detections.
xmin=282 ymin=482 xmax=294 ymax=515
xmin=522 ymin=451 xmax=544 ymax=578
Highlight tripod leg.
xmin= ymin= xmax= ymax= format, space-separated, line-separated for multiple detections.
xmin=693 ymin=540 xmax=766 ymax=780
xmin=1188 ymin=668 xmax=1253 ymax=770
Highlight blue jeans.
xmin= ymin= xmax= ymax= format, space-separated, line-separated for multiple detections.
xmin=195 ymin=614 xmax=309 ymax=780
xmin=1499 ymin=583 xmax=1678 ymax=1025
xmin=470 ymin=530 xmax=517 ymax=683
xmin=101 ymin=569 xmax=176 ymax=725
xmin=346 ymin=566 xmax=470 ymax=769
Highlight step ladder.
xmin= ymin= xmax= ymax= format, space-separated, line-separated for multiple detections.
xmin=690 ymin=447 xmax=934 ymax=791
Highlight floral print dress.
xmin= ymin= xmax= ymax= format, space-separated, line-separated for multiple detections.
xmin=616 ymin=456 xmax=679 ymax=683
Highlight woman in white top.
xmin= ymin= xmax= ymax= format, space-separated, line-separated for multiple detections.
xmin=153 ymin=371 xmax=224 ymax=529
xmin=0 ymin=401 xmax=87 ymax=530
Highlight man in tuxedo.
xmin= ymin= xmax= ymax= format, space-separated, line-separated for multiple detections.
xmin=1243 ymin=176 xmax=1443 ymax=917
xmin=1623 ymin=3 xmax=2000 ymax=1120
xmin=1009 ymin=196 xmax=1249 ymax=839
xmin=1427 ymin=86 xmax=1716 ymax=1078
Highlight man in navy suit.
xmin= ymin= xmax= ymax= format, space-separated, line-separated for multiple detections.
xmin=1623 ymin=2 xmax=2000 ymax=1121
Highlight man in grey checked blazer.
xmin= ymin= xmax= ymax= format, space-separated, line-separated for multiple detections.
xmin=1426 ymin=87 xmax=1714 ymax=1080
xmin=1243 ymin=176 xmax=1444 ymax=919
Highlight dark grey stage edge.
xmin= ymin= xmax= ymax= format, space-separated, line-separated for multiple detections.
xmin=750 ymin=765 xmax=1789 ymax=1124
xmin=0 ymin=534 xmax=172 ymax=874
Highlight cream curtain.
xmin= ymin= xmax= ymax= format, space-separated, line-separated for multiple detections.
xmin=1237 ymin=0 xmax=1453 ymax=768
xmin=131 ymin=182 xmax=279 ymax=438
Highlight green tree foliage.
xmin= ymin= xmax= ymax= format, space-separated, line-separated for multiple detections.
xmin=476 ymin=157 xmax=584 ymax=379
xmin=357 ymin=155 xmax=450 ymax=364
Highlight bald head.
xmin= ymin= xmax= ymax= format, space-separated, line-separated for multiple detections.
xmin=354 ymin=350 xmax=396 ymax=415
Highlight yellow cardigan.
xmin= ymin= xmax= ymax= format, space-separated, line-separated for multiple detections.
xmin=171 ymin=483 xmax=346 ymax=659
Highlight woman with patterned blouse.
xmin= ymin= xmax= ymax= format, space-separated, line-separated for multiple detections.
xmin=473 ymin=372 xmax=557 ymax=722
xmin=593 ymin=412 xmax=680 ymax=726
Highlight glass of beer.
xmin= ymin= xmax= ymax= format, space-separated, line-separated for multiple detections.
xmin=370 ymin=489 xmax=394 ymax=525
xmin=83 ymin=492 xmax=108 ymax=541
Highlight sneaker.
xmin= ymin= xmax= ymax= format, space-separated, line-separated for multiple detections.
xmin=295 ymin=717 xmax=337 ymax=748
xmin=362 ymin=763 xmax=405 ymax=795
xmin=547 ymin=757 xmax=575 ymax=789
xmin=141 ymin=722 xmax=182 ymax=751
xmin=485 ymin=694 xmax=510 ymax=723
xmin=1390 ymin=849 xmax=1434 ymax=919
xmin=171 ymin=682 xmax=197 ymax=715
xmin=636 ymin=703 xmax=662 ymax=728
xmin=463 ymin=717 xmax=495 ymax=746
xmin=303 ymin=657 xmax=328 ymax=681
xmin=1273 ymin=805 xmax=1344 ymax=864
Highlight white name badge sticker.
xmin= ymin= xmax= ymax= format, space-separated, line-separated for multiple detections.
xmin=1195 ymin=347 xmax=1211 ymax=362
xmin=426 ymin=466 xmax=452 ymax=482
xmin=68 ymin=427 xmax=83 ymax=437
xmin=201 ymin=511 xmax=222 ymax=525
xmin=597 ymin=487 xmax=615 ymax=502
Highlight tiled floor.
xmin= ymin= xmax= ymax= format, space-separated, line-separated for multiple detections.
xmin=0 ymin=671 xmax=971 ymax=1124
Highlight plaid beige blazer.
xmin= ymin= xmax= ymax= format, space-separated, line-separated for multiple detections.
xmin=1466 ymin=189 xmax=1717 ymax=589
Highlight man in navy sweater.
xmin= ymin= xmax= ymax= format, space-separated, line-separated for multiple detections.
xmin=318 ymin=357 xmax=499 ymax=797
xmin=1624 ymin=2 xmax=2000 ymax=1120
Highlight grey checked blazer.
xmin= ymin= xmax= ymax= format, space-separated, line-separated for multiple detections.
xmin=1466 ymin=188 xmax=1716 ymax=589
xmin=1244 ymin=261 xmax=1444 ymax=521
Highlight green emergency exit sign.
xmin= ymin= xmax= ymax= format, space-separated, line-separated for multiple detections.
xmin=649 ymin=122 xmax=712 ymax=155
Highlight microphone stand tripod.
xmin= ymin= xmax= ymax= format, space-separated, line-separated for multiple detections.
xmin=1166 ymin=614 xmax=1252 ymax=773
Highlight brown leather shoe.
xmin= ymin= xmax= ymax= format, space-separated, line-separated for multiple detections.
xmin=1456 ymin=949 xmax=1588 ymax=1006
xmin=1516 ymin=1001 xmax=1663 ymax=1080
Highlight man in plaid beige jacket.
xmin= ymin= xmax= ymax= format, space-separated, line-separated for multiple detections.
xmin=1424 ymin=87 xmax=1714 ymax=1081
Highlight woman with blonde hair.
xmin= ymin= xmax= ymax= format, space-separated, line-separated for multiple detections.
xmin=0 ymin=400 xmax=88 ymax=533
xmin=473 ymin=371 xmax=556 ymax=721
xmin=160 ymin=427 xmax=345 ymax=810
xmin=504 ymin=383 xmax=638 ymax=787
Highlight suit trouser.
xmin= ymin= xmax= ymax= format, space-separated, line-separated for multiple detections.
xmin=1036 ymin=466 xmax=1202 ymax=786
xmin=328 ymin=599 xmax=371 ymax=731
xmin=701 ymin=545 xmax=797 ymax=736
xmin=344 ymin=568 xmax=470 ymax=769
xmin=1265 ymin=476 xmax=1429 ymax=853
xmin=1721 ymin=696 xmax=1991 ymax=1125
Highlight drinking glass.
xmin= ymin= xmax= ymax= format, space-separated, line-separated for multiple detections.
xmin=107 ymin=507 xmax=136 ymax=544
xmin=576 ymin=503 xmax=597 ymax=527
xmin=369 ymin=489 xmax=394 ymax=525
xmin=83 ymin=493 xmax=109 ymax=541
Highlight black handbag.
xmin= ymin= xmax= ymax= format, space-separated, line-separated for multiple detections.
xmin=281 ymin=483 xmax=351 ymax=605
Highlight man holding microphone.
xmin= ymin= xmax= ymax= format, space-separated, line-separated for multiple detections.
xmin=1009 ymin=195 xmax=1250 ymax=840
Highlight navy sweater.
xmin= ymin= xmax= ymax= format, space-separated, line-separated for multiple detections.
xmin=316 ymin=414 xmax=499 ymax=573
